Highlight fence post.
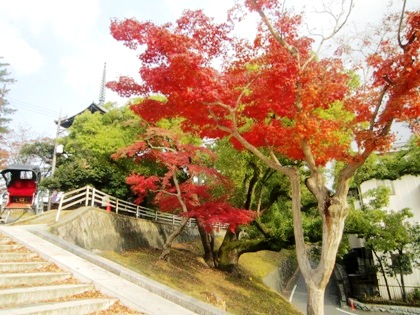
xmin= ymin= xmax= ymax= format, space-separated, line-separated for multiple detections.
xmin=91 ymin=188 xmax=96 ymax=207
xmin=85 ymin=186 xmax=89 ymax=207
xmin=136 ymin=206 xmax=139 ymax=218
xmin=55 ymin=198 xmax=64 ymax=222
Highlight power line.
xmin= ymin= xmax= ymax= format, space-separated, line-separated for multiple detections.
xmin=9 ymin=98 xmax=58 ymax=115
xmin=8 ymin=97 xmax=59 ymax=118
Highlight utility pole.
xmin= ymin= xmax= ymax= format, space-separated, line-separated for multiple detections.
xmin=47 ymin=111 xmax=63 ymax=211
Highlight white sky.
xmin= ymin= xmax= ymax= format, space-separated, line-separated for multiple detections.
xmin=0 ymin=0 xmax=418 ymax=139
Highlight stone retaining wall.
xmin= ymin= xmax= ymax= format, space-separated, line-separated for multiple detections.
xmin=349 ymin=298 xmax=420 ymax=315
xmin=49 ymin=207 xmax=200 ymax=252
xmin=263 ymin=250 xmax=298 ymax=294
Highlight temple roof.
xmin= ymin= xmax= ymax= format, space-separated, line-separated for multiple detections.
xmin=58 ymin=102 xmax=107 ymax=128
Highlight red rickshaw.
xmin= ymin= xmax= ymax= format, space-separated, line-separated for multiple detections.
xmin=0 ymin=164 xmax=46 ymax=223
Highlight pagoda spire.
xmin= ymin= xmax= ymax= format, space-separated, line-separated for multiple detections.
xmin=98 ymin=62 xmax=106 ymax=105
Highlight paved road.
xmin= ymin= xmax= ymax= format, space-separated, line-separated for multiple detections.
xmin=290 ymin=273 xmax=392 ymax=315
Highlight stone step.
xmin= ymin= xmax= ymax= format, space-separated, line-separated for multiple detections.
xmin=0 ymin=261 xmax=48 ymax=272
xmin=0 ymin=283 xmax=95 ymax=307
xmin=0 ymin=237 xmax=12 ymax=244
xmin=0 ymin=252 xmax=40 ymax=262
xmin=0 ymin=244 xmax=25 ymax=251
xmin=0 ymin=272 xmax=71 ymax=287
xmin=0 ymin=231 xmax=142 ymax=314
xmin=0 ymin=298 xmax=117 ymax=315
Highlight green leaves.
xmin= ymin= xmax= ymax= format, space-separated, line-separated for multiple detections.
xmin=50 ymin=104 xmax=142 ymax=198
xmin=352 ymin=136 xmax=420 ymax=187
xmin=0 ymin=58 xmax=16 ymax=136
xmin=345 ymin=190 xmax=419 ymax=281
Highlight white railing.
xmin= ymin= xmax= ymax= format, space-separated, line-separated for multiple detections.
xmin=55 ymin=185 xmax=197 ymax=227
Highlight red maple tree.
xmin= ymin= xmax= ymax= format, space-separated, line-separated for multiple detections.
xmin=108 ymin=2 xmax=419 ymax=314
xmin=113 ymin=126 xmax=254 ymax=258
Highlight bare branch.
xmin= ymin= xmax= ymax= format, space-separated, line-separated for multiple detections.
xmin=232 ymin=128 xmax=296 ymax=177
xmin=250 ymin=0 xmax=300 ymax=63
xmin=206 ymin=108 xmax=234 ymax=134
xmin=150 ymin=188 xmax=178 ymax=197
xmin=269 ymin=149 xmax=282 ymax=167
xmin=145 ymin=138 xmax=177 ymax=153
xmin=302 ymin=0 xmax=353 ymax=71
xmin=397 ymin=0 xmax=407 ymax=50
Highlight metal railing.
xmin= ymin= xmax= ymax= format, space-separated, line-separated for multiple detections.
xmin=55 ymin=185 xmax=197 ymax=227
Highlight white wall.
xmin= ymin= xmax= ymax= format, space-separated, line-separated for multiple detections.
xmin=360 ymin=175 xmax=420 ymax=224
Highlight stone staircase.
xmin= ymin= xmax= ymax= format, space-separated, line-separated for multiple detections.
xmin=0 ymin=232 xmax=141 ymax=315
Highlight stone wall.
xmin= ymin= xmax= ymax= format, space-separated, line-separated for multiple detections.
xmin=349 ymin=298 xmax=420 ymax=315
xmin=49 ymin=207 xmax=200 ymax=252
xmin=263 ymin=250 xmax=298 ymax=294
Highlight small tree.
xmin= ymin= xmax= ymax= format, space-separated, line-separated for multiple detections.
xmin=1 ymin=126 xmax=39 ymax=166
xmin=380 ymin=209 xmax=419 ymax=302
xmin=19 ymin=138 xmax=55 ymax=171
xmin=113 ymin=126 xmax=255 ymax=260
xmin=0 ymin=58 xmax=16 ymax=167
xmin=0 ymin=58 xmax=15 ymax=134
xmin=346 ymin=188 xmax=420 ymax=302
xmin=347 ymin=138 xmax=420 ymax=301
xmin=346 ymin=187 xmax=392 ymax=299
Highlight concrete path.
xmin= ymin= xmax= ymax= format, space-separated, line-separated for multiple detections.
xmin=289 ymin=272 xmax=395 ymax=315
xmin=0 ymin=224 xmax=227 ymax=315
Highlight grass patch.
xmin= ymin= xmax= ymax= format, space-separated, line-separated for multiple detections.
xmin=239 ymin=249 xmax=295 ymax=279
xmin=101 ymin=242 xmax=302 ymax=315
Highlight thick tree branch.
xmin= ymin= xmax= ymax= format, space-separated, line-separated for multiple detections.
xmin=172 ymin=171 xmax=189 ymax=214
xmin=206 ymin=98 xmax=294 ymax=176
xmin=253 ymin=219 xmax=272 ymax=239
xmin=244 ymin=161 xmax=260 ymax=210
xmin=233 ymin=128 xmax=295 ymax=176
xmin=289 ymin=170 xmax=312 ymax=275
xmin=369 ymin=85 xmax=390 ymax=131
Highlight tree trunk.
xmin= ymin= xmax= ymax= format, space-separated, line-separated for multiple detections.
xmin=372 ymin=249 xmax=392 ymax=300
xmin=218 ymin=247 xmax=240 ymax=274
xmin=398 ymin=249 xmax=407 ymax=302
xmin=159 ymin=217 xmax=190 ymax=260
xmin=291 ymin=170 xmax=349 ymax=315
xmin=400 ymin=269 xmax=407 ymax=302
xmin=217 ymin=230 xmax=240 ymax=274
xmin=307 ymin=284 xmax=325 ymax=315
xmin=197 ymin=219 xmax=216 ymax=267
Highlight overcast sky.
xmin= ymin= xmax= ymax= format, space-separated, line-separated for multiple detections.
xmin=1 ymin=0 xmax=418 ymax=139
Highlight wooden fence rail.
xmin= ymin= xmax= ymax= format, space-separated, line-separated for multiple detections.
xmin=55 ymin=185 xmax=197 ymax=227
